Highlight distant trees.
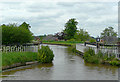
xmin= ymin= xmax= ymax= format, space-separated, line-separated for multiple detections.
xmin=101 ymin=27 xmax=117 ymax=44
xmin=62 ymin=19 xmax=118 ymax=43
xmin=61 ymin=18 xmax=91 ymax=42
xmin=63 ymin=18 xmax=78 ymax=40
xmin=101 ymin=27 xmax=117 ymax=38
xmin=1 ymin=22 xmax=33 ymax=45
xmin=74 ymin=29 xmax=90 ymax=41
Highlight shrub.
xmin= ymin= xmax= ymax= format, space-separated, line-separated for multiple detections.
xmin=83 ymin=47 xmax=120 ymax=66
xmin=109 ymin=53 xmax=116 ymax=60
xmin=83 ymin=48 xmax=104 ymax=64
xmin=84 ymin=48 xmax=95 ymax=56
xmin=103 ymin=53 xmax=109 ymax=61
xmin=96 ymin=50 xmax=103 ymax=58
xmin=109 ymin=60 xmax=120 ymax=66
xmin=83 ymin=54 xmax=90 ymax=61
xmin=38 ymin=46 xmax=54 ymax=63
xmin=88 ymin=56 xmax=100 ymax=64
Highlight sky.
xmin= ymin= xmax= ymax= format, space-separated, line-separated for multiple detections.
xmin=0 ymin=0 xmax=118 ymax=37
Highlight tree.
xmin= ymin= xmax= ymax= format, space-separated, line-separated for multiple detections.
xmin=19 ymin=22 xmax=31 ymax=30
xmin=74 ymin=29 xmax=90 ymax=41
xmin=63 ymin=18 xmax=78 ymax=40
xmin=101 ymin=27 xmax=117 ymax=44
xmin=1 ymin=23 xmax=33 ymax=45
xmin=101 ymin=27 xmax=117 ymax=38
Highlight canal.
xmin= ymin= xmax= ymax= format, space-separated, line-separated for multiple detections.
xmin=2 ymin=44 xmax=118 ymax=80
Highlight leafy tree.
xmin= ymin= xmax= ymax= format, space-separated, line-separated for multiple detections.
xmin=63 ymin=18 xmax=78 ymax=40
xmin=1 ymin=23 xmax=33 ymax=45
xmin=19 ymin=22 xmax=31 ymax=30
xmin=74 ymin=29 xmax=90 ymax=41
xmin=101 ymin=27 xmax=117 ymax=38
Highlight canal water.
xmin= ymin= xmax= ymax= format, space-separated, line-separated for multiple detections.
xmin=2 ymin=44 xmax=118 ymax=80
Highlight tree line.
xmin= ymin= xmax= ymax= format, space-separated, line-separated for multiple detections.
xmin=1 ymin=18 xmax=118 ymax=45
xmin=60 ymin=18 xmax=117 ymax=42
xmin=1 ymin=22 xmax=33 ymax=45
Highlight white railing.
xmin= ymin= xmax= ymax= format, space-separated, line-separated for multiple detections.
xmin=1 ymin=45 xmax=40 ymax=52
xmin=76 ymin=43 xmax=120 ymax=59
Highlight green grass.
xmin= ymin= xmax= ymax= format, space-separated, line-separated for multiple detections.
xmin=2 ymin=52 xmax=38 ymax=67
xmin=42 ymin=40 xmax=83 ymax=46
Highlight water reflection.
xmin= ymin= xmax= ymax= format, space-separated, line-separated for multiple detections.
xmin=84 ymin=63 xmax=118 ymax=76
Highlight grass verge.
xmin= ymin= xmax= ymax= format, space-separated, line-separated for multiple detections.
xmin=2 ymin=52 xmax=38 ymax=67
xmin=42 ymin=40 xmax=83 ymax=46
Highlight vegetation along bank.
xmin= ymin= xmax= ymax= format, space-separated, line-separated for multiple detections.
xmin=42 ymin=41 xmax=120 ymax=67
xmin=2 ymin=46 xmax=54 ymax=71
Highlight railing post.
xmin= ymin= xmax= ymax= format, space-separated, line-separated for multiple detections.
xmin=118 ymin=42 xmax=120 ymax=55
xmin=38 ymin=43 xmax=40 ymax=50
xmin=84 ymin=42 xmax=86 ymax=46
xmin=96 ymin=42 xmax=100 ymax=49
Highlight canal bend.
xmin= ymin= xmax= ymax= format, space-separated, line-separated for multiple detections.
xmin=2 ymin=44 xmax=118 ymax=80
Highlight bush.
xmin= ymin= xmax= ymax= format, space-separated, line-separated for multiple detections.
xmin=83 ymin=47 xmax=120 ymax=66
xmin=109 ymin=60 xmax=120 ymax=66
xmin=109 ymin=53 xmax=116 ymax=60
xmin=88 ymin=56 xmax=100 ymax=64
xmin=84 ymin=48 xmax=95 ymax=56
xmin=83 ymin=48 xmax=104 ymax=64
xmin=96 ymin=50 xmax=103 ymax=58
xmin=38 ymin=46 xmax=54 ymax=63
xmin=83 ymin=48 xmax=95 ymax=62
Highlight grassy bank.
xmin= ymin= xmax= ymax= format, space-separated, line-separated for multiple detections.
xmin=2 ymin=52 xmax=38 ymax=67
xmin=65 ymin=42 xmax=120 ymax=66
xmin=42 ymin=40 xmax=83 ymax=46
xmin=2 ymin=46 xmax=55 ymax=70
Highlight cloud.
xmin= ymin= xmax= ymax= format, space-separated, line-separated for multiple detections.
xmin=0 ymin=1 xmax=118 ymax=37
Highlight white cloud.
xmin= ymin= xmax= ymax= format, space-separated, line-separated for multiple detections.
xmin=0 ymin=1 xmax=118 ymax=37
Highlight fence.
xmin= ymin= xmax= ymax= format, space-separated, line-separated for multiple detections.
xmin=91 ymin=45 xmax=119 ymax=58
xmin=1 ymin=43 xmax=40 ymax=52
xmin=76 ymin=43 xmax=120 ymax=59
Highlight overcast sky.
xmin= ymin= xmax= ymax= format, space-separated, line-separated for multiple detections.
xmin=0 ymin=1 xmax=118 ymax=37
